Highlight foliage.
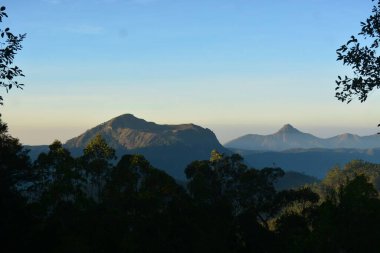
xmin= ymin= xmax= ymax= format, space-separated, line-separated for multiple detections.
xmin=335 ymin=0 xmax=380 ymax=103
xmin=185 ymin=153 xmax=285 ymax=219
xmin=0 ymin=6 xmax=26 ymax=105
xmin=32 ymin=140 xmax=86 ymax=213
xmin=275 ymin=171 xmax=320 ymax=191
xmin=185 ymin=152 xmax=321 ymax=252
xmin=3 ymin=131 xmax=380 ymax=252
xmin=0 ymin=114 xmax=31 ymax=252
xmin=317 ymin=160 xmax=380 ymax=199
xmin=310 ymin=175 xmax=380 ymax=252
xmin=0 ymin=114 xmax=30 ymax=188
xmin=81 ymin=134 xmax=116 ymax=201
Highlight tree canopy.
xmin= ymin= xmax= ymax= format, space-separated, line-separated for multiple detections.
xmin=0 ymin=6 xmax=25 ymax=105
xmin=335 ymin=0 xmax=380 ymax=103
xmin=2 ymin=130 xmax=380 ymax=252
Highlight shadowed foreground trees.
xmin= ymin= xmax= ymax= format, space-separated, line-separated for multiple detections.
xmin=0 ymin=115 xmax=32 ymax=252
xmin=310 ymin=175 xmax=380 ymax=252
xmin=184 ymin=153 xmax=319 ymax=252
xmin=2 ymin=129 xmax=380 ymax=252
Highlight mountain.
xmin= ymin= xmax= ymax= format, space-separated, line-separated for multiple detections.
xmin=275 ymin=171 xmax=319 ymax=191
xmin=66 ymin=114 xmax=221 ymax=150
xmin=25 ymin=145 xmax=49 ymax=160
xmin=63 ymin=114 xmax=228 ymax=179
xmin=225 ymin=124 xmax=380 ymax=151
xmin=233 ymin=148 xmax=380 ymax=179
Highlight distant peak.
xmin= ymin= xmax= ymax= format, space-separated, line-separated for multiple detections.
xmin=117 ymin=113 xmax=138 ymax=120
xmin=338 ymin=133 xmax=359 ymax=139
xmin=107 ymin=113 xmax=150 ymax=129
xmin=276 ymin=124 xmax=301 ymax=134
xmin=110 ymin=113 xmax=143 ymax=123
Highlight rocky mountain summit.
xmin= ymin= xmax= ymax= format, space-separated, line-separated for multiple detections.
xmin=64 ymin=114 xmax=228 ymax=179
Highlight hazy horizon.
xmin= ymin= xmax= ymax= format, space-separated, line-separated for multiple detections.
xmin=1 ymin=0 xmax=380 ymax=145
xmin=4 ymin=113 xmax=380 ymax=145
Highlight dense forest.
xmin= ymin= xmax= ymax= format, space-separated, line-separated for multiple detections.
xmin=2 ymin=114 xmax=380 ymax=253
xmin=2 ymin=1 xmax=380 ymax=252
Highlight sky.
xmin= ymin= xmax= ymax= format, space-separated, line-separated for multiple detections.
xmin=1 ymin=0 xmax=380 ymax=145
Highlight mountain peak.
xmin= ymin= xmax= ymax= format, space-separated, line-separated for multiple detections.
xmin=107 ymin=113 xmax=153 ymax=130
xmin=225 ymin=124 xmax=380 ymax=151
xmin=112 ymin=113 xmax=141 ymax=122
xmin=118 ymin=113 xmax=138 ymax=119
xmin=64 ymin=114 xmax=228 ymax=179
xmin=276 ymin=124 xmax=301 ymax=134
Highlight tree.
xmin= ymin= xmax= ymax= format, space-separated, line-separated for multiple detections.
xmin=81 ymin=134 xmax=116 ymax=201
xmin=33 ymin=140 xmax=85 ymax=213
xmin=185 ymin=152 xmax=321 ymax=252
xmin=102 ymin=155 xmax=190 ymax=253
xmin=0 ymin=114 xmax=30 ymax=192
xmin=310 ymin=175 xmax=380 ymax=252
xmin=0 ymin=114 xmax=32 ymax=252
xmin=0 ymin=6 xmax=26 ymax=105
xmin=335 ymin=0 xmax=380 ymax=104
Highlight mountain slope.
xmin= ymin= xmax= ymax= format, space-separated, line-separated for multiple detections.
xmin=64 ymin=114 xmax=228 ymax=179
xmin=233 ymin=148 xmax=380 ymax=179
xmin=225 ymin=124 xmax=380 ymax=151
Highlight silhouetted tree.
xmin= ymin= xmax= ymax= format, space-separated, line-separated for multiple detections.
xmin=32 ymin=140 xmax=85 ymax=213
xmin=100 ymin=154 xmax=193 ymax=253
xmin=185 ymin=152 xmax=320 ymax=252
xmin=0 ymin=114 xmax=30 ymax=191
xmin=0 ymin=114 xmax=31 ymax=252
xmin=0 ymin=6 xmax=26 ymax=105
xmin=335 ymin=0 xmax=380 ymax=103
xmin=186 ymin=153 xmax=288 ymax=224
xmin=80 ymin=134 xmax=116 ymax=201
xmin=310 ymin=175 xmax=380 ymax=252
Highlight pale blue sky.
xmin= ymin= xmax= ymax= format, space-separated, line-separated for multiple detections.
xmin=1 ymin=0 xmax=380 ymax=144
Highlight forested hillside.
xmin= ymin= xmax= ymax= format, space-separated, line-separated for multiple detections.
xmin=2 ymin=116 xmax=380 ymax=252
xmin=2 ymin=0 xmax=380 ymax=252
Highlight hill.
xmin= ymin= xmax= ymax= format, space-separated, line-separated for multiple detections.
xmin=225 ymin=124 xmax=380 ymax=151
xmin=233 ymin=148 xmax=380 ymax=179
xmin=63 ymin=114 xmax=229 ymax=179
xmin=275 ymin=171 xmax=319 ymax=190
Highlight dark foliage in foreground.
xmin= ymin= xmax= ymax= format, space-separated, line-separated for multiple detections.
xmin=0 ymin=6 xmax=26 ymax=105
xmin=335 ymin=0 xmax=380 ymax=103
xmin=2 ymin=117 xmax=380 ymax=252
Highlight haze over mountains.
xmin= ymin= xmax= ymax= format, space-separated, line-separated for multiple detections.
xmin=235 ymin=148 xmax=380 ymax=179
xmin=26 ymin=116 xmax=380 ymax=180
xmin=225 ymin=124 xmax=380 ymax=151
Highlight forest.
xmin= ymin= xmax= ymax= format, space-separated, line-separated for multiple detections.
xmin=2 ymin=0 xmax=380 ymax=252
xmin=2 ymin=115 xmax=380 ymax=253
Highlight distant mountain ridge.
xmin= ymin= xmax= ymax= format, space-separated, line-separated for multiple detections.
xmin=63 ymin=114 xmax=228 ymax=179
xmin=232 ymin=147 xmax=380 ymax=179
xmin=27 ymin=119 xmax=380 ymax=180
xmin=65 ymin=114 xmax=223 ymax=150
xmin=225 ymin=124 xmax=380 ymax=151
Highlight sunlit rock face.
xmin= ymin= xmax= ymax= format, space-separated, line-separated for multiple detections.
xmin=64 ymin=114 xmax=228 ymax=179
